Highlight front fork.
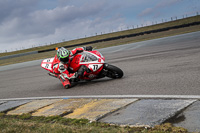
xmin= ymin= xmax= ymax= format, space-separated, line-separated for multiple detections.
xmin=96 ymin=63 xmax=109 ymax=79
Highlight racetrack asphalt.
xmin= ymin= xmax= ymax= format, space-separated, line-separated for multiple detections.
xmin=0 ymin=31 xmax=200 ymax=99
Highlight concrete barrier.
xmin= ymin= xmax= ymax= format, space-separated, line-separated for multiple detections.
xmin=0 ymin=51 xmax=38 ymax=60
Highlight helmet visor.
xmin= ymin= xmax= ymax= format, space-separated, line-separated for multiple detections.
xmin=60 ymin=56 xmax=69 ymax=63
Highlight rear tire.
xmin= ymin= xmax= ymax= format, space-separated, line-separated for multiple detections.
xmin=105 ymin=64 xmax=123 ymax=79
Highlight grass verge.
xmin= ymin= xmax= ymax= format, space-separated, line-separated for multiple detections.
xmin=0 ymin=15 xmax=200 ymax=57
xmin=0 ymin=113 xmax=188 ymax=133
xmin=0 ymin=23 xmax=200 ymax=66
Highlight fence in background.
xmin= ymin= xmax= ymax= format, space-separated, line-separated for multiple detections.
xmin=1 ymin=12 xmax=200 ymax=54
xmin=39 ymin=21 xmax=200 ymax=53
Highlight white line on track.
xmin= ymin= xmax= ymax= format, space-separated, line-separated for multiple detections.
xmin=1 ymin=95 xmax=200 ymax=101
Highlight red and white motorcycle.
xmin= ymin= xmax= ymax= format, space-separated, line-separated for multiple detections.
xmin=41 ymin=49 xmax=123 ymax=88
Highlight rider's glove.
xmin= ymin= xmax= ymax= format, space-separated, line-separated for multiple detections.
xmin=83 ymin=46 xmax=93 ymax=51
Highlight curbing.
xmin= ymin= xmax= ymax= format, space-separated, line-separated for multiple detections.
xmin=0 ymin=97 xmax=200 ymax=132
xmin=7 ymin=99 xmax=61 ymax=115
xmin=65 ymin=99 xmax=138 ymax=121
xmin=32 ymin=99 xmax=93 ymax=117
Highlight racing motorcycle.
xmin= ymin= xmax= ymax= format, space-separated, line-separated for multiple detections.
xmin=41 ymin=49 xmax=123 ymax=88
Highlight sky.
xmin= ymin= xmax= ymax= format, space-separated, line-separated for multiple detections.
xmin=0 ymin=0 xmax=199 ymax=52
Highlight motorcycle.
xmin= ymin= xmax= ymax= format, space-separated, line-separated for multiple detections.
xmin=41 ymin=49 xmax=123 ymax=88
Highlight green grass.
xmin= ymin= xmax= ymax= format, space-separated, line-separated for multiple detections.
xmin=0 ymin=23 xmax=200 ymax=66
xmin=0 ymin=113 xmax=188 ymax=133
xmin=0 ymin=15 xmax=200 ymax=66
xmin=0 ymin=15 xmax=200 ymax=57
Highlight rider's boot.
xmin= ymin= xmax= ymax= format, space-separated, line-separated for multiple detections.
xmin=58 ymin=74 xmax=71 ymax=89
xmin=77 ymin=65 xmax=87 ymax=78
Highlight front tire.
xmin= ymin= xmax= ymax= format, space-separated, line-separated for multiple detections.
xmin=105 ymin=64 xmax=123 ymax=79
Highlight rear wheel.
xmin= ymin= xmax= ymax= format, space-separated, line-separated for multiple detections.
xmin=105 ymin=64 xmax=123 ymax=79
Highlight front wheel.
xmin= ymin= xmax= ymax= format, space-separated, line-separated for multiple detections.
xmin=104 ymin=64 xmax=123 ymax=79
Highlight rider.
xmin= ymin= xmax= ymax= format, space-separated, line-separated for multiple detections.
xmin=52 ymin=46 xmax=93 ymax=89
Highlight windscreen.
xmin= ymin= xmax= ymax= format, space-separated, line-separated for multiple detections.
xmin=80 ymin=52 xmax=98 ymax=62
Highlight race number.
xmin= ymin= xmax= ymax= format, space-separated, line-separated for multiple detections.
xmin=45 ymin=64 xmax=50 ymax=68
xmin=88 ymin=64 xmax=103 ymax=72
xmin=93 ymin=65 xmax=98 ymax=70
xmin=41 ymin=63 xmax=52 ymax=70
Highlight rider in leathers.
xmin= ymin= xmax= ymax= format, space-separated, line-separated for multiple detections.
xmin=52 ymin=46 xmax=92 ymax=89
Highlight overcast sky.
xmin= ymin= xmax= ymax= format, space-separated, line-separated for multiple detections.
xmin=0 ymin=0 xmax=199 ymax=52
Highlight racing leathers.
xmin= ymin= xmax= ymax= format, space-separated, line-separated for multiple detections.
xmin=52 ymin=46 xmax=92 ymax=88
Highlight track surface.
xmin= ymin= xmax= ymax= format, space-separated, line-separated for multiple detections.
xmin=0 ymin=31 xmax=200 ymax=99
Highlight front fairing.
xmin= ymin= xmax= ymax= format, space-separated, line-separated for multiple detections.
xmin=70 ymin=51 xmax=105 ymax=76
